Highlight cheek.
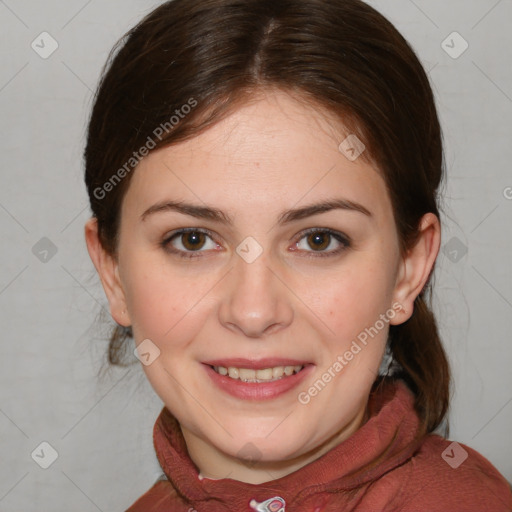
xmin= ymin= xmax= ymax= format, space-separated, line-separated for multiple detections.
xmin=316 ymin=266 xmax=392 ymax=328
xmin=304 ymin=259 xmax=395 ymax=371
xmin=123 ymin=260 xmax=200 ymax=340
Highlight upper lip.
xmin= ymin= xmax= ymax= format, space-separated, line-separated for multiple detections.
xmin=203 ymin=358 xmax=312 ymax=369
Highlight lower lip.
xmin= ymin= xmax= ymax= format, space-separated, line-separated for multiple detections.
xmin=203 ymin=364 xmax=314 ymax=401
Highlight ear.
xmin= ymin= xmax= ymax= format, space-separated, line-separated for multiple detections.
xmin=84 ymin=217 xmax=131 ymax=327
xmin=390 ymin=213 xmax=441 ymax=325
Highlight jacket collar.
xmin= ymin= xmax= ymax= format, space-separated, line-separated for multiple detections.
xmin=152 ymin=378 xmax=423 ymax=509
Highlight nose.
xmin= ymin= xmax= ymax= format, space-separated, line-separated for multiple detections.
xmin=218 ymin=250 xmax=294 ymax=338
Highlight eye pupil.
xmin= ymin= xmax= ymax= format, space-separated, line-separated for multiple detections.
xmin=182 ymin=232 xmax=205 ymax=250
xmin=307 ymin=232 xmax=330 ymax=251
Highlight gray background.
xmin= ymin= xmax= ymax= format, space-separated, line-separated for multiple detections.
xmin=1 ymin=0 xmax=511 ymax=510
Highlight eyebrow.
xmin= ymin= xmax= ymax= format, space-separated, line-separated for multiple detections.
xmin=140 ymin=198 xmax=372 ymax=224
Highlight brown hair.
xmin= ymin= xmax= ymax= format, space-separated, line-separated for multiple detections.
xmin=84 ymin=0 xmax=450 ymax=436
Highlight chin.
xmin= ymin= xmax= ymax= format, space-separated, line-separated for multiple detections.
xmin=222 ymin=426 xmax=312 ymax=463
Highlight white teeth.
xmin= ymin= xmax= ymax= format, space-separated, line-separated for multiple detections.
xmin=255 ymin=368 xmax=273 ymax=380
xmin=284 ymin=366 xmax=294 ymax=376
xmin=239 ymin=368 xmax=256 ymax=380
xmin=272 ymin=366 xmax=284 ymax=378
xmin=213 ymin=364 xmax=304 ymax=382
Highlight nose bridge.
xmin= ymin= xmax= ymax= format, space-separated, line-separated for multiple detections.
xmin=219 ymin=248 xmax=293 ymax=337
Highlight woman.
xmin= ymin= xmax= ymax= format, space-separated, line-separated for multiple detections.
xmin=83 ymin=0 xmax=512 ymax=510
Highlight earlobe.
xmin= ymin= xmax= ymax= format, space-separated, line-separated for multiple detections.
xmin=84 ymin=218 xmax=131 ymax=327
xmin=390 ymin=213 xmax=441 ymax=325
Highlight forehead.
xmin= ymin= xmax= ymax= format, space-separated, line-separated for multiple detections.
xmin=123 ymin=90 xmax=392 ymax=224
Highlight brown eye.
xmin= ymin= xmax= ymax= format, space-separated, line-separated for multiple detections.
xmin=294 ymin=228 xmax=351 ymax=257
xmin=180 ymin=231 xmax=206 ymax=251
xmin=162 ymin=228 xmax=219 ymax=258
xmin=307 ymin=232 xmax=331 ymax=251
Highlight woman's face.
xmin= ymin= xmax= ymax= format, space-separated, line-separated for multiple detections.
xmin=87 ymin=89 xmax=438 ymax=483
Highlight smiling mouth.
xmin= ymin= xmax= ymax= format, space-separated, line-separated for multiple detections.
xmin=209 ymin=364 xmax=305 ymax=383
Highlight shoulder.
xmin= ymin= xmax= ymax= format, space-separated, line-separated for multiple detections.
xmin=392 ymin=434 xmax=512 ymax=511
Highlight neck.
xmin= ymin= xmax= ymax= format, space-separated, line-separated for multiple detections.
xmin=180 ymin=403 xmax=369 ymax=485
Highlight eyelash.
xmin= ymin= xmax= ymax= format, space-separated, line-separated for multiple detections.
xmin=293 ymin=228 xmax=351 ymax=257
xmin=160 ymin=227 xmax=351 ymax=260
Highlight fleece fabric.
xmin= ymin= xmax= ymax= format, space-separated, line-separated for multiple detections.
xmin=126 ymin=379 xmax=512 ymax=511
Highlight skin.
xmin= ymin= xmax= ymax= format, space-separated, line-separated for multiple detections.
xmin=85 ymin=88 xmax=440 ymax=484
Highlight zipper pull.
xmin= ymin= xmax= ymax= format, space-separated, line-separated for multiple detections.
xmin=249 ymin=496 xmax=286 ymax=512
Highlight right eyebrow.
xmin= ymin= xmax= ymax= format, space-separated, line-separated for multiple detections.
xmin=141 ymin=200 xmax=232 ymax=224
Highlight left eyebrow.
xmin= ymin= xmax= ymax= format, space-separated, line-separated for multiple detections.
xmin=140 ymin=198 xmax=372 ymax=224
xmin=277 ymin=198 xmax=373 ymax=224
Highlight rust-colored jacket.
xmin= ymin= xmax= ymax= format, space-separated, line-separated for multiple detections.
xmin=126 ymin=379 xmax=512 ymax=511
